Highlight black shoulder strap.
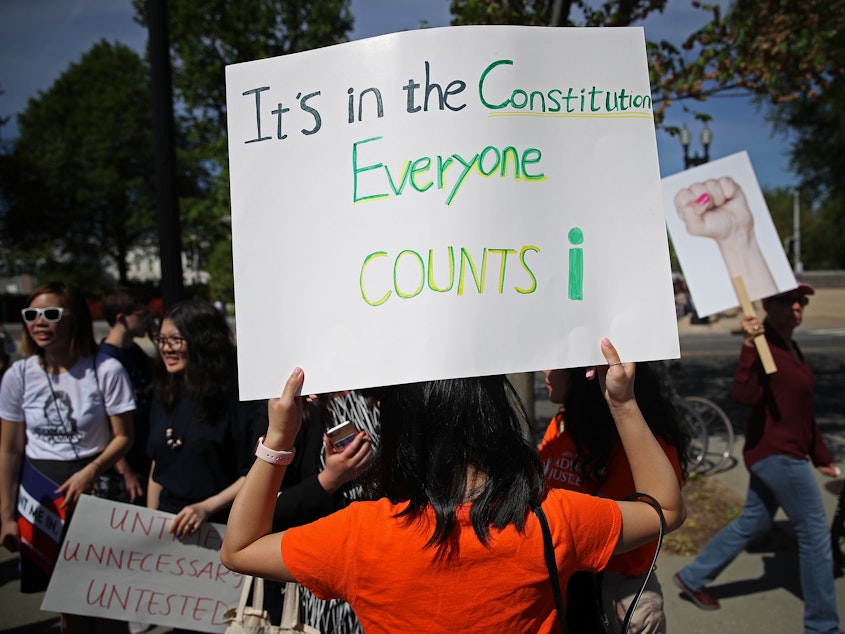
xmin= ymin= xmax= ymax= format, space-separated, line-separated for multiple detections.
xmin=533 ymin=505 xmax=569 ymax=634
xmin=620 ymin=492 xmax=666 ymax=632
xmin=534 ymin=494 xmax=665 ymax=634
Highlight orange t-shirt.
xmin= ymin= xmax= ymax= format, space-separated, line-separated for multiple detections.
xmin=539 ymin=412 xmax=683 ymax=575
xmin=282 ymin=491 xmax=621 ymax=633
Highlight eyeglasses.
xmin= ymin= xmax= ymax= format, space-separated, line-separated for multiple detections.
xmin=154 ymin=335 xmax=186 ymax=351
xmin=772 ymin=296 xmax=809 ymax=307
xmin=21 ymin=307 xmax=64 ymax=323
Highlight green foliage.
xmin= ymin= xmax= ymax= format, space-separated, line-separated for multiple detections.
xmin=450 ymin=0 xmax=667 ymax=27
xmin=650 ymin=0 xmax=845 ymax=123
xmin=450 ymin=0 xmax=551 ymax=25
xmin=205 ymin=236 xmax=235 ymax=303
xmin=0 ymin=41 xmax=158 ymax=292
xmin=763 ymin=187 xmax=796 ymax=242
xmin=131 ymin=0 xmax=354 ymax=301
xmin=763 ymin=186 xmax=845 ymax=270
xmin=801 ymin=197 xmax=845 ymax=270
xmin=765 ymin=51 xmax=845 ymax=269
xmin=134 ymin=0 xmax=353 ymax=142
xmin=772 ymin=78 xmax=845 ymax=200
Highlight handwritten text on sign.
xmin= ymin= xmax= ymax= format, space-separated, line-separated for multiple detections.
xmin=226 ymin=26 xmax=679 ymax=398
xmin=42 ymin=496 xmax=241 ymax=633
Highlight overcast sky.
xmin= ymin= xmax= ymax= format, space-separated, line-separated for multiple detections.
xmin=0 ymin=0 xmax=795 ymax=188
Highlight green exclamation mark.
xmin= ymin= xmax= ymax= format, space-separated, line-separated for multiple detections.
xmin=568 ymin=227 xmax=583 ymax=301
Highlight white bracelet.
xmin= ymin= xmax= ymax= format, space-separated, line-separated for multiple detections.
xmin=255 ymin=436 xmax=296 ymax=465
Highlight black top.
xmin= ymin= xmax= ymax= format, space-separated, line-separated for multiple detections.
xmin=99 ymin=341 xmax=153 ymax=478
xmin=148 ymin=393 xmax=259 ymax=523
xmin=249 ymin=401 xmax=347 ymax=531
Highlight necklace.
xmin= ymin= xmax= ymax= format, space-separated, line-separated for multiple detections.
xmin=41 ymin=362 xmax=81 ymax=458
xmin=165 ymin=410 xmax=184 ymax=450
xmin=165 ymin=426 xmax=183 ymax=449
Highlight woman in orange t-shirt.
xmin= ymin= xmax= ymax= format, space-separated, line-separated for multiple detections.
xmin=222 ymin=340 xmax=686 ymax=633
xmin=540 ymin=362 xmax=689 ymax=633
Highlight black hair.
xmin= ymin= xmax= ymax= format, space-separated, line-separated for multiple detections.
xmin=153 ymin=299 xmax=237 ymax=420
xmin=364 ymin=375 xmax=543 ymax=551
xmin=563 ymin=362 xmax=690 ymax=484
xmin=101 ymin=284 xmax=150 ymax=326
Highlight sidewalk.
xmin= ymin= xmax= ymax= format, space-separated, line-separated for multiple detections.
xmin=656 ymin=442 xmax=845 ymax=633
xmin=676 ymin=287 xmax=845 ymax=335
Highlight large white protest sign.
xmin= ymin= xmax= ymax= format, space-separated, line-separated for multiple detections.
xmin=226 ymin=25 xmax=679 ymax=398
xmin=42 ymin=496 xmax=242 ymax=633
xmin=663 ymin=151 xmax=797 ymax=317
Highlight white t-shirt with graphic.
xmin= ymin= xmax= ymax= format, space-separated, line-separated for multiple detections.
xmin=0 ymin=354 xmax=136 ymax=461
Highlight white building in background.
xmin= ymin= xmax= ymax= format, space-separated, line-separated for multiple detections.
xmin=103 ymin=242 xmax=209 ymax=286
xmin=0 ymin=242 xmax=209 ymax=293
xmin=0 ymin=274 xmax=36 ymax=295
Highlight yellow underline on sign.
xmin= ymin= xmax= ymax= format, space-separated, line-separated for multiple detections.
xmin=488 ymin=112 xmax=653 ymax=119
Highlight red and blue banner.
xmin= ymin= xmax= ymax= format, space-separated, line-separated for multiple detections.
xmin=17 ymin=458 xmax=66 ymax=576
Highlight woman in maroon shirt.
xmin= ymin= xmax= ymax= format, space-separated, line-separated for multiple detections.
xmin=675 ymin=284 xmax=842 ymax=634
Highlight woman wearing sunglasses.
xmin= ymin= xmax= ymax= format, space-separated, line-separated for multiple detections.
xmin=675 ymin=284 xmax=842 ymax=634
xmin=0 ymin=282 xmax=135 ymax=633
xmin=146 ymin=300 xmax=256 ymax=553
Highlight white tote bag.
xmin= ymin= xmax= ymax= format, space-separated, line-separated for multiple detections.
xmin=223 ymin=575 xmax=320 ymax=634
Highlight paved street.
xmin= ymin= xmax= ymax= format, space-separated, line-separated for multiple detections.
xmin=2 ymin=288 xmax=844 ymax=632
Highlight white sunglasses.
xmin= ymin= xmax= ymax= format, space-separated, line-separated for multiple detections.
xmin=21 ymin=307 xmax=64 ymax=323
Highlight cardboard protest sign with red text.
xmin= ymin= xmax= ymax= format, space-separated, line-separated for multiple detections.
xmin=42 ymin=496 xmax=242 ymax=633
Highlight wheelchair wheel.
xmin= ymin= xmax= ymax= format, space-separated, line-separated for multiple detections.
xmin=678 ymin=398 xmax=708 ymax=475
xmin=683 ymin=396 xmax=734 ymax=475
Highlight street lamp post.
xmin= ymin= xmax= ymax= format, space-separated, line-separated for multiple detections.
xmin=680 ymin=123 xmax=712 ymax=170
xmin=793 ymin=189 xmax=803 ymax=274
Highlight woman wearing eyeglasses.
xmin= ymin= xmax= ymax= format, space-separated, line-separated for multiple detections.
xmin=0 ymin=282 xmax=135 ymax=632
xmin=146 ymin=299 xmax=256 ymax=547
xmin=675 ymin=283 xmax=843 ymax=634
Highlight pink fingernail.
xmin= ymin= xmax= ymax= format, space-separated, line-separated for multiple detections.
xmin=696 ymin=193 xmax=710 ymax=206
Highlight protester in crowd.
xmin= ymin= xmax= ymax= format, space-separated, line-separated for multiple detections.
xmin=674 ymin=284 xmax=842 ymax=634
xmin=221 ymin=339 xmax=686 ymax=632
xmin=259 ymin=391 xmax=375 ymax=631
xmin=146 ymin=299 xmax=259 ymax=633
xmin=540 ymin=362 xmax=688 ymax=633
xmin=99 ymin=284 xmax=156 ymax=504
xmin=147 ymin=299 xmax=256 ymax=529
xmin=268 ymin=392 xmax=376 ymax=530
xmin=672 ymin=276 xmax=692 ymax=319
xmin=0 ymin=282 xmax=135 ymax=633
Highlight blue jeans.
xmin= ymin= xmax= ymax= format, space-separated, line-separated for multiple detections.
xmin=678 ymin=455 xmax=841 ymax=634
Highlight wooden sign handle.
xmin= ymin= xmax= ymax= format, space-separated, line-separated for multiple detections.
xmin=732 ymin=276 xmax=777 ymax=374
